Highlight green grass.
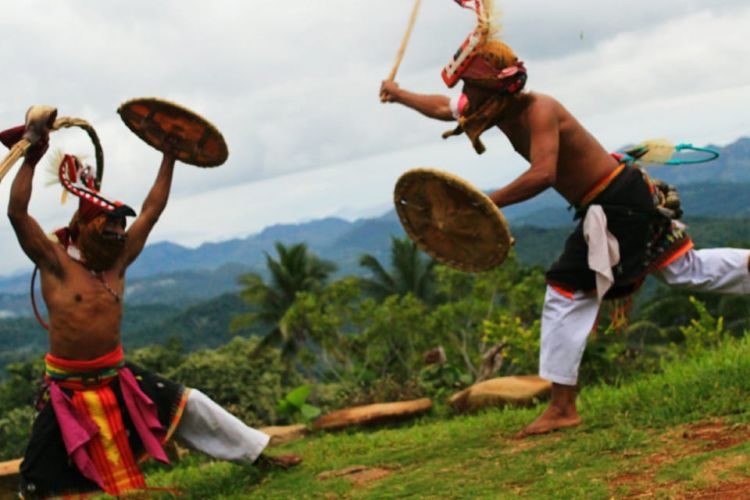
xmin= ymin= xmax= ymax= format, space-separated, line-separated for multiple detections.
xmin=139 ymin=336 xmax=750 ymax=499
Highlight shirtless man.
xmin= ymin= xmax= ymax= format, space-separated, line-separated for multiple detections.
xmin=3 ymin=110 xmax=299 ymax=498
xmin=381 ymin=37 xmax=750 ymax=437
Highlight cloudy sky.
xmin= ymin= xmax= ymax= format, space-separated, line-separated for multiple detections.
xmin=1 ymin=0 xmax=748 ymax=275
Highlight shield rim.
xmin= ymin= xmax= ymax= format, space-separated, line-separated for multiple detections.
xmin=117 ymin=97 xmax=228 ymax=167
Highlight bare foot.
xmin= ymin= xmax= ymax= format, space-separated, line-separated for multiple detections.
xmin=515 ymin=404 xmax=582 ymax=439
xmin=257 ymin=453 xmax=303 ymax=469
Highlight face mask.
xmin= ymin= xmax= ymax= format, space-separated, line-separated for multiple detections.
xmin=77 ymin=216 xmax=127 ymax=271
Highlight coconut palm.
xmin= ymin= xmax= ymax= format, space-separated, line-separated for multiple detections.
xmin=231 ymin=242 xmax=337 ymax=359
xmin=358 ymin=236 xmax=437 ymax=304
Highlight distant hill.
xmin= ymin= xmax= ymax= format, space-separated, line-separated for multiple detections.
xmin=0 ymin=293 xmax=257 ymax=378
xmin=122 ymin=292 xmax=260 ymax=350
xmin=0 ymin=137 xmax=746 ymax=313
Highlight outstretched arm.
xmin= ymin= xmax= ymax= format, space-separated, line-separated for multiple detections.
xmin=488 ymin=105 xmax=560 ymax=208
xmin=380 ymin=81 xmax=455 ymax=121
xmin=122 ymin=153 xmax=176 ymax=267
xmin=8 ymin=156 xmax=61 ymax=274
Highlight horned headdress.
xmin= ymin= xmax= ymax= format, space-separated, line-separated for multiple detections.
xmin=441 ymin=0 xmax=528 ymax=154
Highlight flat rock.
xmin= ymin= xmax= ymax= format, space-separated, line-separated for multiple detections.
xmin=317 ymin=465 xmax=392 ymax=486
xmin=449 ymin=375 xmax=551 ymax=412
xmin=0 ymin=459 xmax=21 ymax=497
xmin=259 ymin=424 xmax=309 ymax=446
xmin=313 ymin=399 xmax=432 ymax=431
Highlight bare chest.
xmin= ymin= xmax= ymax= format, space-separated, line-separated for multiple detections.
xmin=41 ymin=266 xmax=124 ymax=321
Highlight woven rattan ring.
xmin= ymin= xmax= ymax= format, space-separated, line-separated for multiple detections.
xmin=394 ymin=168 xmax=512 ymax=272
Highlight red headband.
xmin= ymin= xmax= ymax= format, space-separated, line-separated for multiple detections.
xmin=462 ymin=58 xmax=528 ymax=93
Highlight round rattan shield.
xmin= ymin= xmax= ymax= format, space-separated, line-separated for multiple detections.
xmin=394 ymin=168 xmax=512 ymax=272
xmin=117 ymin=98 xmax=228 ymax=167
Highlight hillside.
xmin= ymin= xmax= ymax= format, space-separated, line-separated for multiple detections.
xmin=2 ymin=213 xmax=748 ymax=376
xmin=142 ymin=336 xmax=750 ymax=498
xmin=1 ymin=184 xmax=747 ymax=314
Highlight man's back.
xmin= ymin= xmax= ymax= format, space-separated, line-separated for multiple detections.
xmin=498 ymin=92 xmax=619 ymax=205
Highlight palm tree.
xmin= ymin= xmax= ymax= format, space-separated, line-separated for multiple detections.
xmin=358 ymin=236 xmax=437 ymax=304
xmin=231 ymin=242 xmax=337 ymax=359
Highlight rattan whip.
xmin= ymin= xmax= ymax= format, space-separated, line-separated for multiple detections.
xmin=0 ymin=116 xmax=104 ymax=188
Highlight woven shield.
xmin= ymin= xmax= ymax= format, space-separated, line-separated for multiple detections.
xmin=118 ymin=98 xmax=228 ymax=167
xmin=394 ymin=168 xmax=511 ymax=272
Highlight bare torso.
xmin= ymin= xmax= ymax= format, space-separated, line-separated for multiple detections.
xmin=40 ymin=245 xmax=124 ymax=360
xmin=498 ymin=92 xmax=618 ymax=205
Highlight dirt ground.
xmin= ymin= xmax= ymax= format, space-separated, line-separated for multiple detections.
xmin=609 ymin=420 xmax=750 ymax=498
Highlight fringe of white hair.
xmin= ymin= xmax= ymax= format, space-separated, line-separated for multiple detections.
xmin=477 ymin=0 xmax=501 ymax=41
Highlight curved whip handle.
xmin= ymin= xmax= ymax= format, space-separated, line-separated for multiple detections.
xmin=0 ymin=108 xmax=103 ymax=188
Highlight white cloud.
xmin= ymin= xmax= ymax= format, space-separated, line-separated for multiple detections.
xmin=0 ymin=0 xmax=748 ymax=275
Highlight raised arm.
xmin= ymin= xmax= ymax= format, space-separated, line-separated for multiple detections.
xmin=122 ymin=153 xmax=176 ymax=267
xmin=380 ymin=81 xmax=455 ymax=121
xmin=488 ymin=104 xmax=560 ymax=208
xmin=7 ymin=150 xmax=62 ymax=274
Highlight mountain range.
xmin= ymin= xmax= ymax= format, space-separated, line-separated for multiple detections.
xmin=0 ymin=137 xmax=748 ymax=315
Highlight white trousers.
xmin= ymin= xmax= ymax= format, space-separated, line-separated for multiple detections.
xmin=539 ymin=248 xmax=750 ymax=385
xmin=174 ymin=389 xmax=270 ymax=464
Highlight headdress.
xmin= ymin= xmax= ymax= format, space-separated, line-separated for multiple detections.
xmin=441 ymin=0 xmax=501 ymax=87
xmin=50 ymin=153 xmax=135 ymax=270
xmin=441 ymin=0 xmax=528 ymax=154
xmin=52 ymin=153 xmax=135 ymax=224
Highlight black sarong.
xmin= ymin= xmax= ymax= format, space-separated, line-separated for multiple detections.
xmin=546 ymin=165 xmax=691 ymax=299
xmin=19 ymin=362 xmax=186 ymax=499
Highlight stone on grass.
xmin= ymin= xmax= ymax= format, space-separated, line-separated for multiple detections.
xmin=317 ymin=465 xmax=392 ymax=486
xmin=259 ymin=424 xmax=309 ymax=446
xmin=0 ymin=459 xmax=21 ymax=497
xmin=449 ymin=375 xmax=551 ymax=412
xmin=313 ymin=398 xmax=432 ymax=431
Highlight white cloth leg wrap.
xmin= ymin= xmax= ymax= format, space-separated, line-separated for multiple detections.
xmin=538 ymin=248 xmax=749 ymax=386
xmin=655 ymin=248 xmax=750 ymax=294
xmin=175 ymin=389 xmax=270 ymax=464
xmin=539 ymin=286 xmax=600 ymax=386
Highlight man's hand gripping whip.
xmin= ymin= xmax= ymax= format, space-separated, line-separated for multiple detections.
xmin=1 ymin=106 xmax=105 ymax=187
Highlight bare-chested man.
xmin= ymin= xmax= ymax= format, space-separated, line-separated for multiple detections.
xmin=2 ymin=109 xmax=299 ymax=499
xmin=381 ymin=36 xmax=750 ymax=437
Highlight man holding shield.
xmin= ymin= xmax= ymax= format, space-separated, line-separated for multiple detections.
xmin=3 ymin=105 xmax=299 ymax=499
xmin=381 ymin=0 xmax=750 ymax=437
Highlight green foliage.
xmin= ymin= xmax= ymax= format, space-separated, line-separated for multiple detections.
xmin=0 ymin=358 xmax=43 ymax=460
xmin=276 ymin=384 xmax=321 ymax=423
xmin=0 ymin=406 xmax=35 ymax=460
xmin=358 ymin=236 xmax=437 ymax=304
xmin=680 ymin=296 xmax=729 ymax=355
xmin=418 ymin=362 xmax=473 ymax=400
xmin=166 ymin=336 xmax=295 ymax=426
xmin=129 ymin=337 xmax=186 ymax=374
xmin=0 ymin=358 xmax=44 ymax=410
xmin=482 ymin=315 xmax=541 ymax=375
xmin=232 ymin=242 xmax=337 ymax=361
xmin=428 ymin=256 xmax=545 ymax=380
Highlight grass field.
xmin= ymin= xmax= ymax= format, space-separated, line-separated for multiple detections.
xmin=140 ymin=336 xmax=750 ymax=499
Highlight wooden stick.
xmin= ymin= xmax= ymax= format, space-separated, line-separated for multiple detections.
xmin=0 ymin=140 xmax=31 ymax=183
xmin=388 ymin=0 xmax=421 ymax=81
xmin=381 ymin=0 xmax=421 ymax=102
